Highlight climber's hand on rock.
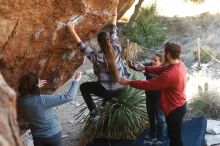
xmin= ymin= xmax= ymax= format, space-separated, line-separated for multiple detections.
xmin=113 ymin=0 xmax=120 ymax=6
xmin=67 ymin=21 xmax=75 ymax=30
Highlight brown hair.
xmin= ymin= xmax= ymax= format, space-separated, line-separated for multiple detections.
xmin=18 ymin=72 xmax=40 ymax=96
xmin=155 ymin=53 xmax=164 ymax=63
xmin=97 ymin=32 xmax=119 ymax=82
xmin=164 ymin=42 xmax=182 ymax=59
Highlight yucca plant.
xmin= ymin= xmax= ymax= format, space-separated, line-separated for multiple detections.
xmin=76 ymin=70 xmax=147 ymax=145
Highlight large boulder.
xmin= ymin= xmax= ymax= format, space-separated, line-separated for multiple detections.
xmin=0 ymin=0 xmax=134 ymax=91
xmin=0 ymin=74 xmax=22 ymax=146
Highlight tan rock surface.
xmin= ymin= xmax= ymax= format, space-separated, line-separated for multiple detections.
xmin=0 ymin=0 xmax=134 ymax=91
xmin=0 ymin=74 xmax=22 ymax=146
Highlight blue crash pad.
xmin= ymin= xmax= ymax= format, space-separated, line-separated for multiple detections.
xmin=88 ymin=116 xmax=207 ymax=146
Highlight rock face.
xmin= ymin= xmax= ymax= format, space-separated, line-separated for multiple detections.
xmin=0 ymin=74 xmax=22 ymax=146
xmin=0 ymin=0 xmax=134 ymax=91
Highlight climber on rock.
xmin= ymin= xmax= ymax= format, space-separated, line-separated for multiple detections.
xmin=67 ymin=4 xmax=129 ymax=121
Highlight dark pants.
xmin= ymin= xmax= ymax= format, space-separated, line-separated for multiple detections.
xmin=33 ymin=132 xmax=62 ymax=146
xmin=166 ymin=103 xmax=187 ymax=146
xmin=146 ymin=91 xmax=166 ymax=141
xmin=80 ymin=82 xmax=123 ymax=111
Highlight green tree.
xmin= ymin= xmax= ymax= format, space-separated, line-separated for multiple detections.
xmin=129 ymin=0 xmax=145 ymax=25
xmin=124 ymin=4 xmax=166 ymax=49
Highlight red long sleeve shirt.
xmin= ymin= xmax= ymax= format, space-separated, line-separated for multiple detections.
xmin=129 ymin=61 xmax=186 ymax=116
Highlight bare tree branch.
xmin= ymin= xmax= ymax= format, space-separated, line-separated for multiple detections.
xmin=129 ymin=0 xmax=145 ymax=26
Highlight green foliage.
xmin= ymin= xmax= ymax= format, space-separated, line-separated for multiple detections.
xmin=78 ymin=70 xmax=147 ymax=145
xmin=190 ymin=82 xmax=220 ymax=119
xmin=124 ymin=4 xmax=166 ymax=49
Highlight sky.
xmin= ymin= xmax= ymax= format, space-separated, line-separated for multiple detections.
xmin=123 ymin=0 xmax=220 ymax=18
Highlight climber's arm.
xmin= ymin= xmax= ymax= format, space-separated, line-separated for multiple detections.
xmin=67 ymin=21 xmax=82 ymax=43
xmin=112 ymin=6 xmax=117 ymax=26
xmin=110 ymin=5 xmax=120 ymax=45
xmin=67 ymin=21 xmax=97 ymax=62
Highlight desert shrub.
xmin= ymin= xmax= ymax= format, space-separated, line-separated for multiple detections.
xmin=124 ymin=4 xmax=166 ymax=49
xmin=190 ymin=82 xmax=220 ymax=119
xmin=193 ymin=46 xmax=212 ymax=63
xmin=124 ymin=39 xmax=147 ymax=62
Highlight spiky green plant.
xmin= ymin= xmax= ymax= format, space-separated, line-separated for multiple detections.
xmin=77 ymin=70 xmax=147 ymax=145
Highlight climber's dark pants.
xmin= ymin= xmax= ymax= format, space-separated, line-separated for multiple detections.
xmin=80 ymin=82 xmax=123 ymax=111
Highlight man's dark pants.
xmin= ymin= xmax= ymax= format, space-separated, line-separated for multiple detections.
xmin=165 ymin=103 xmax=187 ymax=146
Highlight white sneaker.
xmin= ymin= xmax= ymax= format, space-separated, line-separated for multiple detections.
xmin=153 ymin=140 xmax=164 ymax=146
xmin=144 ymin=138 xmax=157 ymax=145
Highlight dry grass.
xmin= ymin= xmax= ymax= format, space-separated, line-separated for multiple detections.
xmin=193 ymin=45 xmax=212 ymax=63
xmin=190 ymin=83 xmax=220 ymax=119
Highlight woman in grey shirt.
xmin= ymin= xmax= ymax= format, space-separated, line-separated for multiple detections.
xmin=19 ymin=72 xmax=81 ymax=146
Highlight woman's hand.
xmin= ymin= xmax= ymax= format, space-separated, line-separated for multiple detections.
xmin=75 ymin=72 xmax=82 ymax=81
xmin=127 ymin=59 xmax=134 ymax=68
xmin=37 ymin=79 xmax=47 ymax=88
xmin=119 ymin=77 xmax=130 ymax=85
xmin=135 ymin=63 xmax=145 ymax=71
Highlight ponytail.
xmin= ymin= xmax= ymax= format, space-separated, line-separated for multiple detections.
xmin=98 ymin=32 xmax=119 ymax=82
